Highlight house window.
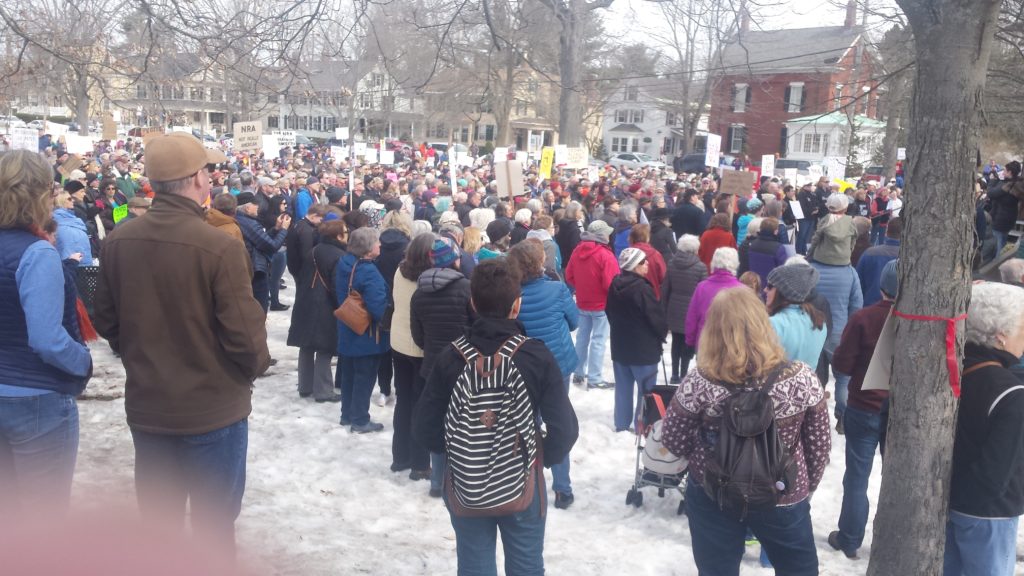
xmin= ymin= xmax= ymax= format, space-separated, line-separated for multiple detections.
xmin=268 ymin=116 xmax=279 ymax=129
xmin=732 ymin=84 xmax=749 ymax=113
xmin=617 ymin=110 xmax=644 ymax=123
xmin=514 ymin=99 xmax=527 ymax=116
xmin=527 ymin=79 xmax=539 ymax=93
xmin=209 ymin=88 xmax=223 ymax=102
xmin=190 ymin=87 xmax=205 ymax=101
xmin=801 ymin=133 xmax=825 ymax=154
xmin=834 ymin=84 xmax=844 ymax=111
xmin=371 ymin=73 xmax=384 ymax=87
xmin=358 ymin=93 xmax=373 ymax=109
xmin=611 ymin=137 xmax=638 ymax=153
xmin=727 ymin=124 xmax=745 ymax=153
xmin=785 ymin=82 xmax=804 ymax=113
xmin=136 ymin=85 xmax=148 ymax=99
xmin=625 ymin=86 xmax=639 ymax=101
xmin=664 ymin=137 xmax=674 ymax=154
xmin=460 ymin=127 xmax=470 ymax=142
xmin=173 ymin=86 xmax=184 ymax=100
xmin=161 ymin=85 xmax=173 ymax=100
xmin=666 ymin=111 xmax=682 ymax=126
xmin=632 ymin=110 xmax=644 ymax=123
xmin=780 ymin=127 xmax=788 ymax=157
xmin=484 ymin=124 xmax=495 ymax=141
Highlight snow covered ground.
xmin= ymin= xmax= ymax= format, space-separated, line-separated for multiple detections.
xmin=72 ymin=286 xmax=1024 ymax=575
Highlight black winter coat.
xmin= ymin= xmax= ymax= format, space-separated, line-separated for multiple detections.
xmin=237 ymin=213 xmax=287 ymax=276
xmin=670 ymin=203 xmax=707 ymax=238
xmin=606 ymin=271 xmax=668 ymax=365
xmin=412 ymin=317 xmax=579 ymax=467
xmin=285 ymin=218 xmax=318 ymax=279
xmin=650 ymin=220 xmax=677 ymax=263
xmin=554 ymin=218 xmax=582 ymax=269
xmin=410 ymin=267 xmax=474 ymax=378
xmin=661 ymin=251 xmax=708 ymax=334
xmin=375 ymin=228 xmax=410 ymax=295
xmin=986 ymin=178 xmax=1024 ymax=233
xmin=287 ymin=238 xmax=346 ymax=352
xmin=510 ymin=223 xmax=531 ymax=247
xmin=950 ymin=344 xmax=1024 ymax=518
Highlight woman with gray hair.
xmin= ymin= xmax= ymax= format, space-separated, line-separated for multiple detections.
xmin=945 ymin=281 xmax=1024 ymax=575
xmin=684 ymin=247 xmax=743 ymax=350
xmin=555 ymin=200 xmax=585 ymax=271
xmin=661 ymin=234 xmax=707 ymax=382
xmin=334 ymin=227 xmax=389 ymax=433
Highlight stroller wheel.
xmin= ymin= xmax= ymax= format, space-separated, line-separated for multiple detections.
xmin=626 ymin=489 xmax=643 ymax=508
xmin=677 ymin=500 xmax=687 ymax=516
xmin=658 ymin=488 xmax=665 ymax=498
xmin=625 ymin=489 xmax=636 ymax=506
xmin=634 ymin=491 xmax=644 ymax=507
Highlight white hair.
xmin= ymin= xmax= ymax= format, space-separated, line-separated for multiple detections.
xmin=526 ymin=198 xmax=542 ymax=214
xmin=676 ymin=234 xmax=700 ymax=254
xmin=966 ymin=282 xmax=1024 ymax=349
xmin=514 ymin=208 xmax=533 ymax=224
xmin=999 ymin=258 xmax=1024 ymax=284
xmin=746 ymin=217 xmax=763 ymax=238
xmin=438 ymin=210 xmax=461 ymax=226
xmin=711 ymin=247 xmax=739 ymax=275
xmin=411 ymin=220 xmax=433 ymax=237
xmin=785 ymin=255 xmax=809 ymax=266
xmin=468 ymin=207 xmax=495 ymax=230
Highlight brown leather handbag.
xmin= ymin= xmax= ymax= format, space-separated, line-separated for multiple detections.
xmin=333 ymin=261 xmax=371 ymax=335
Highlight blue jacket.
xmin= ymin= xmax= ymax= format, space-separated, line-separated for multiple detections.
xmin=811 ymin=261 xmax=863 ymax=353
xmin=335 ymin=253 xmax=390 ymax=357
xmin=518 ymin=276 xmax=578 ymax=376
xmin=294 ymin=188 xmax=314 ymax=220
xmin=53 ymin=208 xmax=94 ymax=266
xmin=237 ymin=212 xmax=287 ymax=275
xmin=855 ymin=239 xmax=900 ymax=306
xmin=0 ymin=230 xmax=91 ymax=395
xmin=770 ymin=305 xmax=827 ymax=369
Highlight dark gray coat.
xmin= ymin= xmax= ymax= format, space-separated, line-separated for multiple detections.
xmin=287 ymin=238 xmax=346 ymax=352
xmin=660 ymin=251 xmax=708 ymax=335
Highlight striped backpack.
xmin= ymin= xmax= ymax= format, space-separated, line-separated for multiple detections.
xmin=444 ymin=334 xmax=541 ymax=517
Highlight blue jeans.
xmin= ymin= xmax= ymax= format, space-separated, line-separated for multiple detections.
xmin=550 ymin=375 xmax=572 ymax=495
xmin=251 ymin=271 xmax=270 ymax=313
xmin=686 ymin=480 xmax=818 ymax=576
xmin=447 ymin=472 xmax=546 ymax=576
xmin=870 ymin=223 xmax=886 ymax=246
xmin=612 ymin=362 xmax=658 ymax=431
xmin=0 ymin=393 xmax=79 ymax=515
xmin=269 ymin=250 xmax=286 ymax=307
xmin=574 ymin=309 xmax=608 ymax=384
xmin=943 ymin=511 xmax=1018 ymax=576
xmin=131 ymin=419 xmax=248 ymax=553
xmin=337 ymin=354 xmax=381 ymax=427
xmin=836 ymin=406 xmax=888 ymax=553
xmin=993 ymin=230 xmax=1009 ymax=256
xmin=824 ymin=349 xmax=849 ymax=417
xmin=796 ymin=218 xmax=815 ymax=255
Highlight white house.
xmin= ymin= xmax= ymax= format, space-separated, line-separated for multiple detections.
xmin=602 ymin=80 xmax=709 ymax=160
xmin=784 ymin=112 xmax=885 ymax=167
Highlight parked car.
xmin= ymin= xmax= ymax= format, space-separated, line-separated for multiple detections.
xmin=26 ymin=120 xmax=45 ymax=130
xmin=0 ymin=116 xmax=28 ymax=131
xmin=676 ymin=152 xmax=711 ymax=174
xmin=773 ymin=158 xmax=812 ymax=176
xmin=607 ymin=152 xmax=666 ymax=171
xmin=861 ymin=165 xmax=885 ymax=183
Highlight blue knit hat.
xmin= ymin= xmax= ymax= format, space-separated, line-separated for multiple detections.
xmin=880 ymin=259 xmax=899 ymax=298
xmin=431 ymin=237 xmax=460 ymax=269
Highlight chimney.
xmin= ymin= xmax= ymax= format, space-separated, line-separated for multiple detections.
xmin=739 ymin=6 xmax=750 ymax=34
xmin=845 ymin=0 xmax=857 ymax=28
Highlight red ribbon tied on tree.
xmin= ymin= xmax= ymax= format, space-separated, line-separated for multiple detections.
xmin=891 ymin=310 xmax=968 ymax=398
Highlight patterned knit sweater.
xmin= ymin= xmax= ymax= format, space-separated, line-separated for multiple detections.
xmin=662 ymin=362 xmax=831 ymax=506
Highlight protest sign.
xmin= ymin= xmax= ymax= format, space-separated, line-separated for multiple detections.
xmin=565 ymin=147 xmax=588 ymax=169
xmin=65 ymin=134 xmax=93 ymax=155
xmin=761 ymin=154 xmax=776 ymax=176
xmin=10 ymin=128 xmax=37 ymax=151
xmin=783 ymin=168 xmax=798 ymax=183
xmin=233 ymin=121 xmax=262 ymax=152
xmin=335 ymin=127 xmax=349 ymax=140
xmin=554 ymin=145 xmax=569 ymax=166
xmin=363 ymin=148 xmax=378 ymax=164
xmin=823 ymin=156 xmax=846 ymax=179
xmin=45 ymin=122 xmax=69 ymax=138
xmin=58 ymin=155 xmax=83 ymax=178
xmin=331 ymin=146 xmax=345 ymax=160
xmin=495 ymin=161 xmax=525 ymax=199
xmin=272 ymin=131 xmax=296 ymax=147
xmin=379 ymin=150 xmax=395 ymax=165
xmin=261 ymin=135 xmax=280 ymax=155
xmin=112 ymin=205 xmax=129 ymax=223
xmin=539 ymin=147 xmax=555 ymax=180
xmin=704 ymin=134 xmax=721 ymax=168
xmin=493 ymin=147 xmax=509 ymax=161
xmin=102 ymin=114 xmax=117 ymax=141
xmin=897 ymin=147 xmax=906 ymax=160
xmin=719 ymin=170 xmax=756 ymax=197
xmin=354 ymin=142 xmax=367 ymax=156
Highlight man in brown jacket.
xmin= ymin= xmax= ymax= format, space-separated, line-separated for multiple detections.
xmin=93 ymin=132 xmax=270 ymax=555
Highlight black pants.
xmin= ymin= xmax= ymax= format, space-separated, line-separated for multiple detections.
xmin=391 ymin=351 xmax=429 ymax=470
xmin=376 ymin=348 xmax=393 ymax=396
xmin=670 ymin=332 xmax=694 ymax=379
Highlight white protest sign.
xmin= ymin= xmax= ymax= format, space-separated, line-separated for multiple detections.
xmin=862 ymin=312 xmax=896 ymax=391
xmin=554 ymin=145 xmax=569 ymax=166
xmin=331 ymin=146 xmax=345 ymax=159
xmin=789 ymin=200 xmax=805 ymax=220
xmin=493 ymin=147 xmax=509 ymax=160
xmin=784 ymin=168 xmax=798 ymax=183
xmin=704 ymin=134 xmax=722 ymax=168
xmin=272 ymin=130 xmax=296 ymax=147
xmin=515 ymin=151 xmax=528 ymax=165
xmin=454 ymin=154 xmax=474 ymax=168
xmin=379 ymin=150 xmax=395 ymax=165
xmin=45 ymin=122 xmax=69 ymax=137
xmin=363 ymin=148 xmax=378 ymax=164
xmin=261 ymin=134 xmax=280 ymax=155
xmin=761 ymin=154 xmax=776 ymax=176
xmin=897 ymin=147 xmax=906 ymax=160
xmin=494 ymin=160 xmax=525 ymax=199
xmin=335 ymin=127 xmax=349 ymax=140
xmin=566 ymin=147 xmax=589 ymax=169
xmin=808 ymin=164 xmax=823 ymax=182
xmin=10 ymin=128 xmax=37 ymax=151
xmin=233 ymin=121 xmax=262 ymax=152
xmin=823 ymin=156 xmax=847 ymax=179
xmin=64 ymin=134 xmax=94 ymax=155
xmin=354 ymin=142 xmax=367 ymax=156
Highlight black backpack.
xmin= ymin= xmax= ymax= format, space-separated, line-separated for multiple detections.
xmin=703 ymin=363 xmax=798 ymax=520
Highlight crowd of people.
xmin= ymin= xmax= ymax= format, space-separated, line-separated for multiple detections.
xmin=0 ymin=132 xmax=1022 ymax=576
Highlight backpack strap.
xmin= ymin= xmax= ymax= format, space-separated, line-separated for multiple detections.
xmin=760 ymin=362 xmax=792 ymax=395
xmin=451 ymin=336 xmax=480 ymax=366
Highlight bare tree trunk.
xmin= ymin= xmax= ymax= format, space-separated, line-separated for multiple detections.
xmin=75 ymin=67 xmax=90 ymax=135
xmin=881 ymin=73 xmax=909 ymax=180
xmin=868 ymin=1 xmax=1002 ymax=573
xmin=556 ymin=8 xmax=581 ymax=146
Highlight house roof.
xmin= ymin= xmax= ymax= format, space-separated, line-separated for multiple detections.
xmin=718 ymin=26 xmax=865 ymax=75
xmin=787 ymin=112 xmax=886 ymax=129
xmin=608 ymin=123 xmax=644 ymax=133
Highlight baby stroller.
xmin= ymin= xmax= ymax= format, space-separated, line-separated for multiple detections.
xmin=625 ymin=384 xmax=688 ymax=515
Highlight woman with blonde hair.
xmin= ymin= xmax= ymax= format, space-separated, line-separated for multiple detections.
xmin=52 ymin=191 xmax=93 ymax=265
xmin=462 ymin=226 xmax=483 ymax=260
xmin=662 ymin=287 xmax=830 ymax=575
xmin=0 ymin=150 xmax=93 ymax=514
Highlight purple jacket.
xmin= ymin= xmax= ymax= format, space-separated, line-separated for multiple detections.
xmin=685 ymin=269 xmax=744 ymax=347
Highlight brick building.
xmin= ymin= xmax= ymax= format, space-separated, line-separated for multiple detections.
xmin=707 ymin=5 xmax=881 ymax=163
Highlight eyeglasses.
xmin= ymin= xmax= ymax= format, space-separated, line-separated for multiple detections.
xmin=105 ymin=186 xmax=116 ymax=190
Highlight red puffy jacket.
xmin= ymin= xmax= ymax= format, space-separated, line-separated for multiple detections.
xmin=565 ymin=240 xmax=619 ymax=311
